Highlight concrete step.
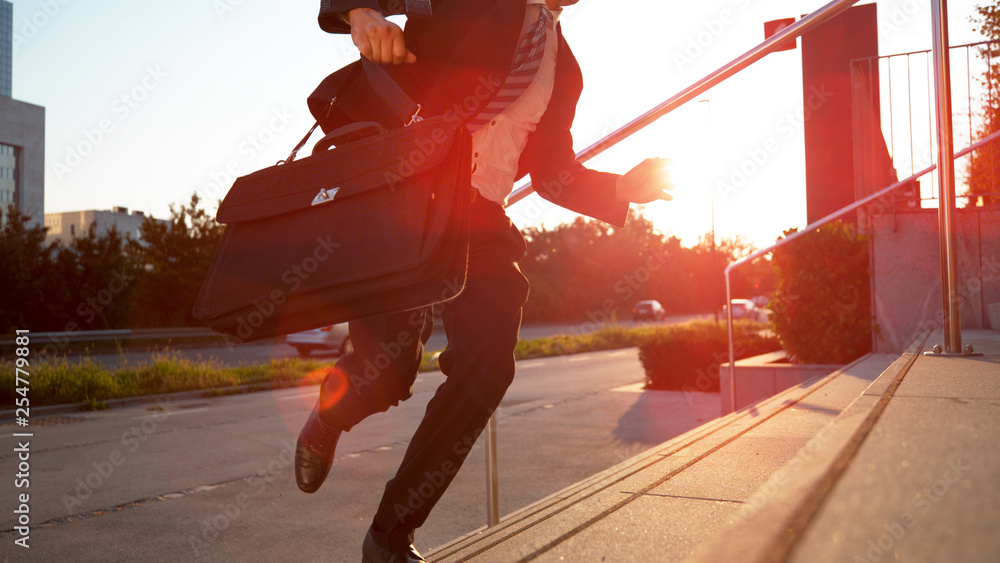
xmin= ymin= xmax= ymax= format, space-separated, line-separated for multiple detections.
xmin=694 ymin=330 xmax=1000 ymax=562
xmin=427 ymin=352 xmax=898 ymax=562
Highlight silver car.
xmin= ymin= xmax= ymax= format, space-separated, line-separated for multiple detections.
xmin=286 ymin=323 xmax=353 ymax=358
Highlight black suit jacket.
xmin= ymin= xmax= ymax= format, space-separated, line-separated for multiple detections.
xmin=319 ymin=0 xmax=629 ymax=227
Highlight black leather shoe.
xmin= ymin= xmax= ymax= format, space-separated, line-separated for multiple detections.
xmin=294 ymin=406 xmax=342 ymax=494
xmin=362 ymin=527 xmax=426 ymax=563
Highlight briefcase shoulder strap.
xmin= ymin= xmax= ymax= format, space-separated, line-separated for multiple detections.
xmin=290 ymin=58 xmax=424 ymax=165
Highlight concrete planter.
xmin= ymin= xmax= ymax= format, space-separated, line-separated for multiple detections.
xmin=719 ymin=351 xmax=842 ymax=414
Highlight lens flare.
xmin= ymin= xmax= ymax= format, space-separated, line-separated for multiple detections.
xmin=304 ymin=366 xmax=350 ymax=410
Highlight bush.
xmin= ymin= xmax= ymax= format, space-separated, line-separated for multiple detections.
xmin=638 ymin=320 xmax=781 ymax=391
xmin=768 ymin=221 xmax=872 ymax=364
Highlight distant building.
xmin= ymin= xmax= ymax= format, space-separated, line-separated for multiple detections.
xmin=44 ymin=207 xmax=167 ymax=246
xmin=0 ymin=0 xmax=11 ymax=97
xmin=0 ymin=0 xmax=45 ymax=229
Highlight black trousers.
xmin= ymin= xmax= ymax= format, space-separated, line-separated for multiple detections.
xmin=318 ymin=197 xmax=529 ymax=549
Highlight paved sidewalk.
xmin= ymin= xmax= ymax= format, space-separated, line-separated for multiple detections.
xmin=430 ymin=329 xmax=1000 ymax=562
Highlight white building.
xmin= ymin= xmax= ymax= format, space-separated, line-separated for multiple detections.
xmin=44 ymin=207 xmax=167 ymax=246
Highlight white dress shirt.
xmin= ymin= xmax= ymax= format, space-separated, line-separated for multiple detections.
xmin=470 ymin=0 xmax=562 ymax=205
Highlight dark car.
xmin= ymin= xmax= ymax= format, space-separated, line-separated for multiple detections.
xmin=633 ymin=300 xmax=667 ymax=321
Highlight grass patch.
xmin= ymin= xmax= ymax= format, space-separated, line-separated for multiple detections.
xmin=1 ymin=321 xmax=769 ymax=408
xmin=0 ymin=352 xmax=337 ymax=408
xmin=514 ymin=324 xmax=659 ymax=359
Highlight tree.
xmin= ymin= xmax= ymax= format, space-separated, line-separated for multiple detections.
xmin=0 ymin=206 xmax=61 ymax=332
xmin=518 ymin=211 xmax=767 ymax=323
xmin=966 ymin=2 xmax=1000 ymax=205
xmin=519 ymin=211 xmax=690 ymax=322
xmin=53 ymin=223 xmax=140 ymax=330
xmin=130 ymin=194 xmax=224 ymax=327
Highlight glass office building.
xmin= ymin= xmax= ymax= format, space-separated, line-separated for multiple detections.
xmin=0 ymin=0 xmax=11 ymax=98
xmin=0 ymin=0 xmax=44 ymax=227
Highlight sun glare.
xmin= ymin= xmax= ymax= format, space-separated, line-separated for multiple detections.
xmin=642 ymin=144 xmax=716 ymax=246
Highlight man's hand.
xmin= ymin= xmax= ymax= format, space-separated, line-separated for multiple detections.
xmin=349 ymin=8 xmax=416 ymax=65
xmin=616 ymin=157 xmax=675 ymax=204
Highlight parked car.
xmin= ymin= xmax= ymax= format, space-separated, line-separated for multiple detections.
xmin=723 ymin=299 xmax=767 ymax=322
xmin=633 ymin=300 xmax=667 ymax=321
xmin=286 ymin=323 xmax=352 ymax=357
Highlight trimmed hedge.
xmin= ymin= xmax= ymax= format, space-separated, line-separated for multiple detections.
xmin=638 ymin=320 xmax=781 ymax=392
xmin=768 ymin=221 xmax=872 ymax=364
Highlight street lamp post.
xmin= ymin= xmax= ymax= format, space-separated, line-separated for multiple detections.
xmin=700 ymin=99 xmax=720 ymax=323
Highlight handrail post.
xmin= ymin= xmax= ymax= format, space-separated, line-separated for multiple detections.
xmin=485 ymin=412 xmax=500 ymax=527
xmin=725 ymin=267 xmax=737 ymax=413
xmin=930 ymin=0 xmax=963 ymax=353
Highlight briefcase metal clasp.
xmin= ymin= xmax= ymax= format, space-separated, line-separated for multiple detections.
xmin=312 ymin=187 xmax=340 ymax=206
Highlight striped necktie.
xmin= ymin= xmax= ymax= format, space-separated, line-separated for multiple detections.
xmin=404 ymin=0 xmax=432 ymax=17
xmin=467 ymin=6 xmax=553 ymax=130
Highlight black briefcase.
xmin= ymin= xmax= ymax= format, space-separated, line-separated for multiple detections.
xmin=193 ymin=59 xmax=472 ymax=343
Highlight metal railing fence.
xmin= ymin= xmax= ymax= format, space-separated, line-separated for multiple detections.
xmin=723 ymin=129 xmax=1000 ymax=412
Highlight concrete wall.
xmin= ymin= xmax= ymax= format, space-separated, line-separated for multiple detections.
xmin=870 ymin=206 xmax=1000 ymax=352
xmin=719 ymin=351 xmax=842 ymax=415
xmin=0 ymin=96 xmax=45 ymax=227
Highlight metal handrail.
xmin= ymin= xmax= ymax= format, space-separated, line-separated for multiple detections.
xmin=489 ymin=0 xmax=866 ymax=528
xmin=723 ymin=128 xmax=1000 ymax=412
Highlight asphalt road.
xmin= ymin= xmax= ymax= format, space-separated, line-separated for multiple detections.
xmin=1 ymin=348 xmax=720 ymax=562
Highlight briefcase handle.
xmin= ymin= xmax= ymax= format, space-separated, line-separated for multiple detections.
xmin=311 ymin=121 xmax=388 ymax=155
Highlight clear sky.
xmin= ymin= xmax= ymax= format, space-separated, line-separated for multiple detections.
xmin=8 ymin=0 xmax=992 ymax=249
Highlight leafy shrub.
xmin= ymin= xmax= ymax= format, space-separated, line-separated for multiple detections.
xmin=768 ymin=221 xmax=872 ymax=364
xmin=638 ymin=320 xmax=781 ymax=391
